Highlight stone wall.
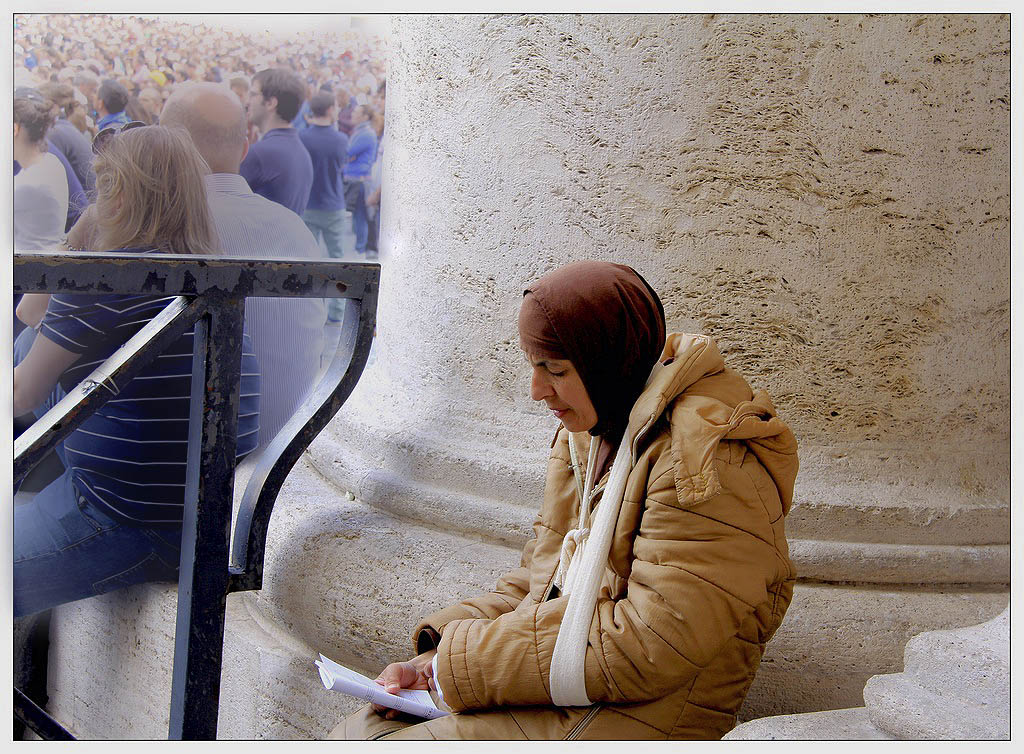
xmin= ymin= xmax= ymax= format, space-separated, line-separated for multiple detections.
xmin=378 ymin=13 xmax=1009 ymax=451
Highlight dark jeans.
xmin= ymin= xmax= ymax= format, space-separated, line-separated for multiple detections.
xmin=13 ymin=327 xmax=180 ymax=617
xmin=345 ymin=179 xmax=369 ymax=253
xmin=14 ymin=469 xmax=181 ymax=617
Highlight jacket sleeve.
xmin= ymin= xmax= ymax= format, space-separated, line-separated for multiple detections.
xmin=346 ymin=130 xmax=374 ymax=165
xmin=431 ymin=441 xmax=788 ymax=711
xmin=411 ymin=519 xmax=540 ymax=655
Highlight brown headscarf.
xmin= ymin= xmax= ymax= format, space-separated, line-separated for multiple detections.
xmin=518 ymin=261 xmax=666 ymax=450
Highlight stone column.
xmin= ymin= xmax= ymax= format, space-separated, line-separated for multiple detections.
xmin=305 ymin=13 xmax=1009 ymax=719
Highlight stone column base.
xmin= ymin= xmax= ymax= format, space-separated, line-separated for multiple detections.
xmin=728 ymin=606 xmax=1010 ymax=739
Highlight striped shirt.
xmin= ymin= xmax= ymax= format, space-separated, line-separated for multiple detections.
xmin=39 ymin=272 xmax=260 ymax=525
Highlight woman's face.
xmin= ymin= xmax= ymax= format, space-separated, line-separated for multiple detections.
xmin=526 ymin=353 xmax=598 ymax=433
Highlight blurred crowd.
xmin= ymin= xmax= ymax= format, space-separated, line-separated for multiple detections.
xmin=12 ymin=16 xmax=392 ymax=629
xmin=14 ymin=13 xmax=387 ymax=253
xmin=14 ymin=14 xmax=386 ymax=133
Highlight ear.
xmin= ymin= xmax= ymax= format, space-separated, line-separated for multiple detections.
xmin=239 ymin=137 xmax=249 ymax=163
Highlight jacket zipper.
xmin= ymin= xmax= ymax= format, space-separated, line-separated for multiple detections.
xmin=564 ymin=704 xmax=602 ymax=740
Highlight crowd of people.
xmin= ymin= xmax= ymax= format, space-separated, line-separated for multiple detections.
xmin=14 ymin=12 xmax=387 ymax=256
xmin=12 ymin=13 xmax=387 ymax=661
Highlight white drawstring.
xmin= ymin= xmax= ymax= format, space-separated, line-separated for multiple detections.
xmin=554 ymin=527 xmax=588 ymax=590
xmin=553 ymin=435 xmax=600 ymax=594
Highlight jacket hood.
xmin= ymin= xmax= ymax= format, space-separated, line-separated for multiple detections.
xmin=625 ymin=333 xmax=799 ymax=513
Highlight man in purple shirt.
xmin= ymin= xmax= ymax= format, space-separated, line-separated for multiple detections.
xmin=240 ymin=68 xmax=314 ymax=216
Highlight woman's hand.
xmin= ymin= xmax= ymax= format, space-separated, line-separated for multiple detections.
xmin=371 ymin=648 xmax=437 ymax=719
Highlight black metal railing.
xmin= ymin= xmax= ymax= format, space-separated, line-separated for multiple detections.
xmin=13 ymin=251 xmax=379 ymax=739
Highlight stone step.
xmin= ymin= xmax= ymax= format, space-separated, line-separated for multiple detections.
xmin=45 ymin=451 xmax=1009 ymax=738
xmin=726 ymin=706 xmax=893 ymax=740
xmin=309 ymin=393 xmax=1009 ymax=586
xmin=862 ymin=608 xmax=1008 ymax=739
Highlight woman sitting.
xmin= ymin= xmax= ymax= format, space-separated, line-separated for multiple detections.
xmin=334 ymin=261 xmax=798 ymax=740
xmin=13 ymin=125 xmax=260 ymax=617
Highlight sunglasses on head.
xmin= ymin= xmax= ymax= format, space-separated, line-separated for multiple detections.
xmin=92 ymin=121 xmax=148 ymax=155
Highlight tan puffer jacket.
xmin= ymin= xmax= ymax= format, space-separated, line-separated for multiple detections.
xmin=412 ymin=333 xmax=798 ymax=740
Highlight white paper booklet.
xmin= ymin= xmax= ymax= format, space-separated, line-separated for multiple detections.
xmin=315 ymin=654 xmax=450 ymax=720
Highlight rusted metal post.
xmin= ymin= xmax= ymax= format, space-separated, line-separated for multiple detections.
xmin=168 ymin=294 xmax=244 ymax=740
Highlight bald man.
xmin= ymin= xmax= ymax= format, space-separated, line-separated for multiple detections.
xmin=162 ymin=82 xmax=327 ymax=450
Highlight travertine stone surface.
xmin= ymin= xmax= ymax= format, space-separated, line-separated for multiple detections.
xmin=306 ymin=14 xmax=1009 ymax=719
xmin=862 ymin=605 xmax=1009 ymax=739
xmin=311 ymin=12 xmax=1009 ymax=574
xmin=45 ymin=459 xmax=1006 ymax=737
xmin=725 ymin=707 xmax=894 ymax=740
xmin=372 ymin=12 xmax=1010 ymax=450
xmin=742 ymin=583 xmax=1005 ymax=718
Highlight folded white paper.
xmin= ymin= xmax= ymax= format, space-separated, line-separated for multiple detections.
xmin=315 ymin=654 xmax=449 ymax=720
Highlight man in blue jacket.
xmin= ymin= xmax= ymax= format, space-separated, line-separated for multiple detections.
xmin=94 ymin=79 xmax=131 ymax=131
xmin=343 ymin=104 xmax=378 ymax=256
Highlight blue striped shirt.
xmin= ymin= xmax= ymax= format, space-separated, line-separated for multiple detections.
xmin=39 ymin=278 xmax=260 ymax=525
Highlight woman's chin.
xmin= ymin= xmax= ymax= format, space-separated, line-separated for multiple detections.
xmin=558 ymin=415 xmax=594 ymax=434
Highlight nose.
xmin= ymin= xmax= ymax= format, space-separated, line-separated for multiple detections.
xmin=530 ymin=367 xmax=552 ymax=402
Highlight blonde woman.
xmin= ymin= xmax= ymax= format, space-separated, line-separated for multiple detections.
xmin=13 ymin=125 xmax=260 ymax=617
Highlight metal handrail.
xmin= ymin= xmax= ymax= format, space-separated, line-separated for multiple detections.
xmin=13 ymin=251 xmax=380 ymax=739
xmin=228 ymin=295 xmax=376 ymax=592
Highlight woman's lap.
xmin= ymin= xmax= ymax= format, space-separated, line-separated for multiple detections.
xmin=14 ymin=468 xmax=181 ymax=617
xmin=331 ymin=702 xmax=597 ymax=740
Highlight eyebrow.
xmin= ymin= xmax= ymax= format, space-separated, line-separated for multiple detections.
xmin=528 ymin=356 xmax=569 ymax=369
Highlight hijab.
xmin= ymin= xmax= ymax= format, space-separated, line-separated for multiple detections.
xmin=518 ymin=261 xmax=666 ymax=476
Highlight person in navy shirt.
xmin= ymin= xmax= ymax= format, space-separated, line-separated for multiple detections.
xmin=94 ymin=78 xmax=131 ymax=131
xmin=38 ymin=81 xmax=96 ymax=193
xmin=299 ymin=91 xmax=350 ymax=317
xmin=240 ymin=68 xmax=314 ymax=216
